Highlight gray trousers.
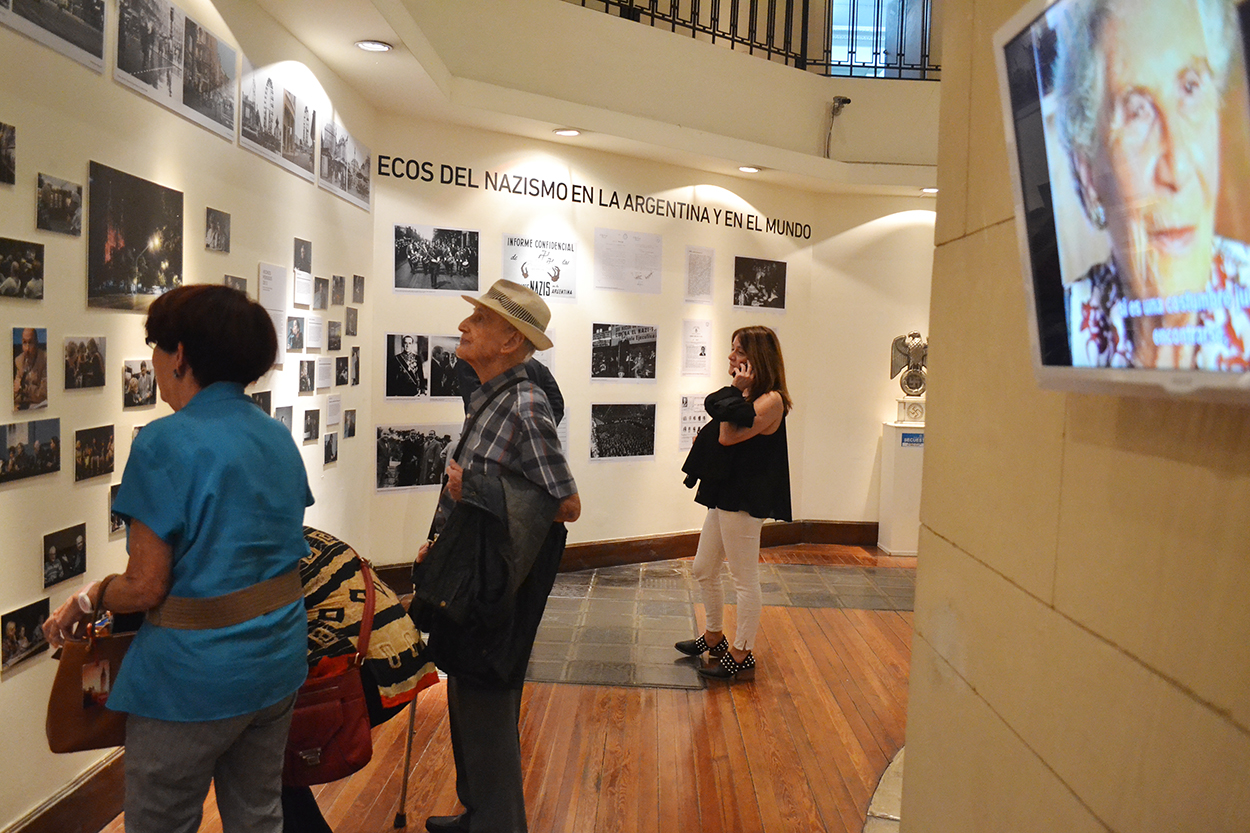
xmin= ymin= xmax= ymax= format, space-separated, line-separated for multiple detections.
xmin=123 ymin=694 xmax=296 ymax=833
xmin=446 ymin=676 xmax=527 ymax=833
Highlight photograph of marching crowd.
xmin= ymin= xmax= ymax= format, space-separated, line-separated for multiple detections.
xmin=2 ymin=597 xmax=49 ymax=674
xmin=87 ymin=161 xmax=183 ymax=311
xmin=591 ymin=323 xmax=658 ymax=380
xmin=42 ymin=522 xmax=87 ymax=589
xmin=73 ymin=424 xmax=113 ymax=482
xmin=733 ymin=256 xmax=787 ymax=310
xmin=376 ymin=423 xmax=459 ymax=491
xmin=37 ymin=173 xmax=82 ymax=236
xmin=0 ymin=417 xmax=60 ymax=485
xmin=394 ymin=224 xmax=480 ymax=292
xmin=0 ymin=237 xmax=44 ymax=299
xmin=590 ymin=403 xmax=656 ymax=460
xmin=64 ymin=336 xmax=106 ymax=389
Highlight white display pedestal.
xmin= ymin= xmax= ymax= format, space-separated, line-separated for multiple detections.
xmin=878 ymin=422 xmax=924 ymax=556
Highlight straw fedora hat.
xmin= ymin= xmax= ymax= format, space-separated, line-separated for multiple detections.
xmin=463 ymin=279 xmax=553 ymax=351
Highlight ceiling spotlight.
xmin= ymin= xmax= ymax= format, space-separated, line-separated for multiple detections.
xmin=921 ymin=187 xmax=939 ymax=195
xmin=355 ymin=40 xmax=393 ymax=52
xmin=552 ymin=128 xmax=581 ymax=137
xmin=738 ymin=165 xmax=761 ymax=174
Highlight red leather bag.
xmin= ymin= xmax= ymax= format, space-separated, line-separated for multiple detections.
xmin=283 ymin=559 xmax=376 ymax=787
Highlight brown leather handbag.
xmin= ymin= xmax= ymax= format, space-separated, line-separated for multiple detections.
xmin=46 ymin=575 xmax=131 ymax=753
xmin=283 ymin=558 xmax=377 ymax=787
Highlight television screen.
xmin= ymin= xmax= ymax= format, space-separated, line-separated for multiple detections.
xmin=994 ymin=0 xmax=1250 ymax=399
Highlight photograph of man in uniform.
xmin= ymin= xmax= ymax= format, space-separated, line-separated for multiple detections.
xmin=386 ymin=333 xmax=427 ymax=397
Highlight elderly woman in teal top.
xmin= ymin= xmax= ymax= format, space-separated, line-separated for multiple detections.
xmin=44 ymin=285 xmax=312 ymax=833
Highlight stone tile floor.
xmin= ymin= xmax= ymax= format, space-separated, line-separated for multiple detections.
xmin=526 ymin=558 xmax=916 ymax=690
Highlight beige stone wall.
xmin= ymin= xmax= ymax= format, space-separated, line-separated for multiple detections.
xmin=903 ymin=0 xmax=1250 ymax=830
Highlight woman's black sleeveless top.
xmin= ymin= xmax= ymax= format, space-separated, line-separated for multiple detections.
xmin=691 ymin=415 xmax=792 ymax=522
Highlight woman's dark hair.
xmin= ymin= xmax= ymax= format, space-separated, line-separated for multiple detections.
xmin=732 ymin=325 xmax=793 ymax=413
xmin=145 ymin=284 xmax=277 ymax=386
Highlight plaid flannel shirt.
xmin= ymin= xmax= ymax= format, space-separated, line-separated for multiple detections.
xmin=433 ymin=363 xmax=576 ymax=535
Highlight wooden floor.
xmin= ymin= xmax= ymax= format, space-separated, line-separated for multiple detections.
xmin=103 ymin=545 xmax=913 ymax=833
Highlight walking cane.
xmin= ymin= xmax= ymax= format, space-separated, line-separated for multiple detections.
xmin=394 ymin=696 xmax=419 ymax=828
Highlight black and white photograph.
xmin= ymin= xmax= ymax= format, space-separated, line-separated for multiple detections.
xmin=223 ymin=274 xmax=246 ymax=293
xmin=591 ymin=323 xmax=658 ymax=380
xmin=327 ymin=320 xmax=341 ymax=352
xmin=319 ymin=114 xmax=371 ymax=210
xmin=274 ymin=405 xmax=293 ymax=433
xmin=0 ymin=417 xmax=60 ymax=484
xmin=335 ymin=356 xmax=349 ymax=386
xmin=42 ymin=522 xmax=87 ymax=589
xmin=0 ymin=0 xmax=105 ymax=73
xmin=298 ymin=360 xmax=314 ymax=393
xmin=109 ymin=483 xmax=125 ymax=534
xmin=590 ymin=403 xmax=657 ymax=460
xmin=351 ymin=345 xmax=360 ymax=386
xmin=330 ymin=274 xmax=345 ymax=306
xmin=352 ymin=273 xmax=364 ymax=304
xmin=385 ymin=333 xmax=428 ymax=398
xmin=428 ymin=335 xmax=461 ymax=398
xmin=0 ymin=121 xmax=13 ymax=185
xmin=343 ymin=409 xmax=356 ymax=439
xmin=205 ymin=207 xmax=230 ymax=252
xmin=37 ymin=173 xmax=82 ymax=235
xmin=376 ymin=423 xmax=460 ymax=491
xmin=303 ymin=408 xmax=319 ymax=442
xmin=13 ymin=327 xmax=48 ymax=411
xmin=294 ymin=238 xmax=312 ymax=274
xmin=733 ymin=256 xmax=787 ymax=310
xmin=0 ymin=237 xmax=44 ymax=298
xmin=345 ymin=306 xmax=357 ymax=337
xmin=73 ymin=424 xmax=113 ymax=482
xmin=323 ymin=431 xmax=337 ymax=465
xmin=2 ymin=597 xmax=50 ymax=673
xmin=249 ymin=389 xmax=271 ymax=415
xmin=286 ymin=316 xmax=304 ymax=350
xmin=239 ymin=56 xmax=316 ymax=180
xmin=88 ymin=161 xmax=183 ymax=311
xmin=394 ymin=224 xmax=479 ymax=292
xmin=312 ymin=276 xmax=328 ymax=310
xmin=64 ymin=336 xmax=106 ymax=389
xmin=122 ymin=359 xmax=157 ymax=407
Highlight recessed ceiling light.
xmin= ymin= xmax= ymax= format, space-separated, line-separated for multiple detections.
xmin=738 ymin=165 xmax=761 ymax=174
xmin=552 ymin=128 xmax=581 ymax=137
xmin=921 ymin=187 xmax=939 ymax=194
xmin=355 ymin=40 xmax=393 ymax=53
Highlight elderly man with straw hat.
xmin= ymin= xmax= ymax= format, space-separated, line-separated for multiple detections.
xmin=419 ymin=279 xmax=579 ymax=833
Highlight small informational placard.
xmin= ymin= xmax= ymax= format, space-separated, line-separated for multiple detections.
xmin=678 ymin=394 xmax=709 ymax=452
xmin=901 ymin=432 xmax=924 ymax=447
xmin=315 ymin=357 xmax=332 ymax=389
xmin=682 ymin=319 xmax=712 ymax=376
xmin=326 ymin=394 xmax=341 ymax=426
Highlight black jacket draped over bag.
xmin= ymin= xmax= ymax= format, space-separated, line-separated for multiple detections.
xmin=410 ymin=470 xmax=566 ymax=689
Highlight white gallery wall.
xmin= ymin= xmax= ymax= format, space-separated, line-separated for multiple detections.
xmin=0 ymin=0 xmax=934 ymax=826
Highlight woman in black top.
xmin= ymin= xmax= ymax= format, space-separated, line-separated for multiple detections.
xmin=678 ymin=326 xmax=792 ymax=681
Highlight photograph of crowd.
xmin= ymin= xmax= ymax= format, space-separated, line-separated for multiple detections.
xmin=64 ymin=336 xmax=106 ymax=389
xmin=2 ymin=597 xmax=49 ymax=673
xmin=303 ymin=408 xmax=319 ymax=442
xmin=335 ymin=356 xmax=349 ymax=386
xmin=353 ymin=274 xmax=365 ymax=304
xmin=0 ymin=122 xmax=13 ymax=185
xmin=591 ymin=323 xmax=658 ymax=380
xmin=345 ymin=306 xmax=358 ymax=336
xmin=343 ymin=409 xmax=356 ymax=439
xmin=42 ymin=522 xmax=87 ymax=589
xmin=0 ymin=237 xmax=45 ymax=299
xmin=122 ymin=359 xmax=157 ymax=408
xmin=249 ymin=389 xmax=271 ymax=415
xmin=205 ymin=207 xmax=230 ymax=252
xmin=74 ymin=424 xmax=114 ymax=482
xmin=239 ymin=57 xmax=316 ymax=179
xmin=323 ymin=431 xmax=337 ymax=465
xmin=319 ymin=116 xmax=372 ymax=209
xmin=1 ymin=0 xmax=105 ymax=71
xmin=110 ymin=484 xmax=125 ymax=534
xmin=312 ymin=276 xmax=328 ymax=310
xmin=733 ymin=256 xmax=787 ymax=310
xmin=87 ymin=162 xmax=183 ymax=311
xmin=287 ymin=316 xmax=304 ymax=350
xmin=376 ymin=423 xmax=459 ymax=491
xmin=274 ymin=405 xmax=293 ymax=433
xmin=590 ymin=403 xmax=656 ymax=459
xmin=394 ymin=224 xmax=479 ymax=292
xmin=298 ymin=360 xmax=314 ymax=393
xmin=0 ymin=416 xmax=60 ymax=484
xmin=13 ymin=327 xmax=48 ymax=410
xmin=331 ymin=274 xmax=345 ymax=306
xmin=37 ymin=173 xmax=82 ymax=236
xmin=327 ymin=320 xmax=341 ymax=352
